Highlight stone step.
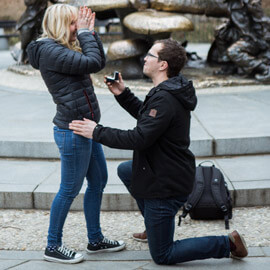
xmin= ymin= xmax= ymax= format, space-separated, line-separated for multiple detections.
xmin=0 ymin=135 xmax=269 ymax=159
xmin=1 ymin=85 xmax=270 ymax=159
xmin=1 ymin=154 xmax=269 ymax=210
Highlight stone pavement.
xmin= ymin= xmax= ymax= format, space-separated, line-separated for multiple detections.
xmin=0 ymin=49 xmax=270 ymax=210
xmin=0 ymin=48 xmax=270 ymax=269
xmin=0 ymin=249 xmax=270 ymax=270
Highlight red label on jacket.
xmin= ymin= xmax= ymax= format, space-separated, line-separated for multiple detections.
xmin=149 ymin=109 xmax=157 ymax=118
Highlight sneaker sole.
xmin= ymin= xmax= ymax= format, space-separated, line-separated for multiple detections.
xmin=44 ymin=254 xmax=84 ymax=264
xmin=86 ymin=243 xmax=126 ymax=254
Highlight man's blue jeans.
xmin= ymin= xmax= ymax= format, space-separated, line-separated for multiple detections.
xmin=47 ymin=127 xmax=108 ymax=247
xmin=118 ymin=160 xmax=230 ymax=264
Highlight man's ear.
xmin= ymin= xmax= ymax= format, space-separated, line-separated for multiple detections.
xmin=159 ymin=60 xmax=168 ymax=72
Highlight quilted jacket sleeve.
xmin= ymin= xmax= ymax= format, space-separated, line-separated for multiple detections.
xmin=45 ymin=31 xmax=105 ymax=75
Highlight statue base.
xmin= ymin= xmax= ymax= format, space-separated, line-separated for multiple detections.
xmin=92 ymin=60 xmax=262 ymax=92
xmin=8 ymin=63 xmax=40 ymax=76
xmin=5 ymin=61 xmax=265 ymax=94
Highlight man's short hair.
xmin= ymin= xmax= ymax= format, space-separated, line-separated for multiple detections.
xmin=154 ymin=39 xmax=187 ymax=78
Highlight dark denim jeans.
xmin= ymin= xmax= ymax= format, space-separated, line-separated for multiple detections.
xmin=118 ymin=160 xmax=230 ymax=265
xmin=47 ymin=127 xmax=108 ymax=247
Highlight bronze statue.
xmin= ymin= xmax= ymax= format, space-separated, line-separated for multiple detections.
xmin=207 ymin=0 xmax=270 ymax=82
xmin=16 ymin=0 xmax=60 ymax=64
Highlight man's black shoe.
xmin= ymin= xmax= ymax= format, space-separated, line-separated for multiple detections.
xmin=44 ymin=245 xmax=84 ymax=264
xmin=86 ymin=237 xmax=125 ymax=253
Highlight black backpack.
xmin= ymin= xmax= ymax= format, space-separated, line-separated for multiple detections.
xmin=178 ymin=161 xmax=233 ymax=229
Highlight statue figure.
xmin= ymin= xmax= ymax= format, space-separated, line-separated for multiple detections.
xmin=16 ymin=0 xmax=60 ymax=64
xmin=207 ymin=0 xmax=270 ymax=82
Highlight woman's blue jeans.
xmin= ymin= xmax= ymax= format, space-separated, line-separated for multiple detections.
xmin=47 ymin=127 xmax=108 ymax=247
xmin=118 ymin=160 xmax=230 ymax=265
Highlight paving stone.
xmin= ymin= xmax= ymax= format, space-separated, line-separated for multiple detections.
xmin=7 ymin=260 xmax=149 ymax=270
xmin=194 ymin=91 xmax=270 ymax=156
xmin=248 ymin=247 xmax=265 ymax=257
xmin=2 ymin=84 xmax=270 ymax=159
xmin=0 ymin=159 xmax=58 ymax=185
xmin=0 ymin=188 xmax=33 ymax=208
xmin=0 ymin=251 xmax=42 ymax=260
xmin=0 ymin=154 xmax=269 ymax=210
xmin=0 ymin=141 xmax=59 ymax=159
xmin=215 ymin=137 xmax=270 ymax=156
xmin=84 ymin=250 xmax=151 ymax=261
xmin=0 ymin=260 xmax=26 ymax=270
xmin=215 ymin=155 xmax=270 ymax=182
xmin=262 ymin=247 xmax=270 ymax=256
xmin=215 ymin=155 xmax=270 ymax=206
xmin=233 ymin=180 xmax=270 ymax=207
xmin=141 ymin=258 xmax=270 ymax=270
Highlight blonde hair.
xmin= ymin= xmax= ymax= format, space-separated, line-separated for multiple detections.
xmin=41 ymin=4 xmax=81 ymax=52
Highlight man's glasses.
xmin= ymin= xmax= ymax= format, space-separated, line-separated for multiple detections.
xmin=146 ymin=52 xmax=159 ymax=59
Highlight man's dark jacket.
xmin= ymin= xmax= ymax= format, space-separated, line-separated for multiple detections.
xmin=27 ymin=31 xmax=105 ymax=129
xmin=93 ymin=75 xmax=197 ymax=199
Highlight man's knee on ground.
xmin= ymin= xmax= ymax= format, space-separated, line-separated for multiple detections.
xmin=151 ymin=252 xmax=173 ymax=265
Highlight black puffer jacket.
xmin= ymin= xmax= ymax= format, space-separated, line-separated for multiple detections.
xmin=27 ymin=31 xmax=105 ymax=129
xmin=93 ymin=74 xmax=197 ymax=199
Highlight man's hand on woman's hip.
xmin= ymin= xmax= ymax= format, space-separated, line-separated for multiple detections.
xmin=69 ymin=118 xmax=97 ymax=139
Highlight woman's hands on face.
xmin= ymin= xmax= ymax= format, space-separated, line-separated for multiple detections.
xmin=77 ymin=6 xmax=96 ymax=31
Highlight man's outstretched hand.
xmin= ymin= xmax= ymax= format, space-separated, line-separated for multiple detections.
xmin=104 ymin=72 xmax=125 ymax=96
xmin=69 ymin=118 xmax=97 ymax=139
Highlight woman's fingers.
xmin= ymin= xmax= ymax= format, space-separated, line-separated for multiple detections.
xmin=87 ymin=8 xmax=92 ymax=18
xmin=78 ymin=6 xmax=95 ymax=30
xmin=83 ymin=6 xmax=87 ymax=17
xmin=89 ymin=12 xmax=95 ymax=30
xmin=79 ymin=6 xmax=83 ymax=17
xmin=78 ymin=6 xmax=94 ymax=29
xmin=78 ymin=7 xmax=84 ymax=21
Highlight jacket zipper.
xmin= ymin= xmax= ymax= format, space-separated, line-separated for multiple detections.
xmin=83 ymin=90 xmax=94 ymax=120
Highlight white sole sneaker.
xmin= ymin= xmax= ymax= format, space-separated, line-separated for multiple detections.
xmin=44 ymin=254 xmax=84 ymax=264
xmin=86 ymin=242 xmax=126 ymax=254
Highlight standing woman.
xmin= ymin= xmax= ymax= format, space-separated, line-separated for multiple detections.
xmin=27 ymin=4 xmax=125 ymax=264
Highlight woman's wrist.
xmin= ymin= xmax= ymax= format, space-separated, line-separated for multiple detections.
xmin=77 ymin=29 xmax=94 ymax=36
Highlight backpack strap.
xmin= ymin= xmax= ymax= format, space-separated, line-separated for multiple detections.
xmin=178 ymin=166 xmax=205 ymax=226
xmin=210 ymin=167 xmax=230 ymax=229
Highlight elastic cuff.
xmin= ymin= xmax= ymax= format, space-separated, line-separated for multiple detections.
xmin=93 ymin=124 xmax=103 ymax=141
xmin=77 ymin=29 xmax=94 ymax=36
xmin=115 ymin=87 xmax=130 ymax=101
